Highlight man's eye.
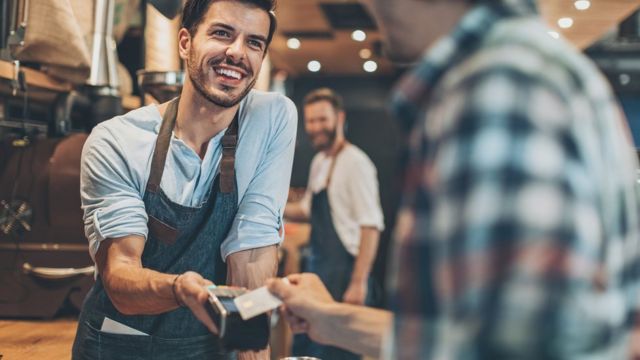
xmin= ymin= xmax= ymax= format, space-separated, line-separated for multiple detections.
xmin=248 ymin=40 xmax=264 ymax=49
xmin=212 ymin=30 xmax=230 ymax=37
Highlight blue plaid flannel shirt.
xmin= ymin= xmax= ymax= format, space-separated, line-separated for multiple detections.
xmin=387 ymin=0 xmax=640 ymax=358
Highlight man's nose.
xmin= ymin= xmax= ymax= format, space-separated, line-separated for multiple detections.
xmin=306 ymin=122 xmax=320 ymax=133
xmin=226 ymin=37 xmax=247 ymax=64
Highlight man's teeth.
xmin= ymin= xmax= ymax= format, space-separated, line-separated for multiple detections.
xmin=216 ymin=68 xmax=242 ymax=80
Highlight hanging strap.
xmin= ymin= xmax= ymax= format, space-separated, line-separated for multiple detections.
xmin=219 ymin=111 xmax=239 ymax=193
xmin=146 ymin=97 xmax=179 ymax=193
xmin=146 ymin=97 xmax=240 ymax=194
xmin=325 ymin=141 xmax=347 ymax=188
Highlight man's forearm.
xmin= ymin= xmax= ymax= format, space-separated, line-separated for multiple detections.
xmin=351 ymin=227 xmax=380 ymax=283
xmin=105 ymin=268 xmax=180 ymax=315
xmin=284 ymin=202 xmax=309 ymax=223
xmin=322 ymin=303 xmax=393 ymax=357
xmin=227 ymin=245 xmax=279 ymax=288
xmin=100 ymin=248 xmax=180 ymax=315
xmin=227 ymin=245 xmax=278 ymax=360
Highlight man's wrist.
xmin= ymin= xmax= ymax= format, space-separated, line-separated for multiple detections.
xmin=172 ymin=273 xmax=185 ymax=307
xmin=325 ymin=301 xmax=345 ymax=316
xmin=317 ymin=302 xmax=355 ymax=347
xmin=238 ymin=347 xmax=269 ymax=360
xmin=350 ymin=275 xmax=368 ymax=285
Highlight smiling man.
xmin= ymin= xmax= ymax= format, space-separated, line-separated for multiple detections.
xmin=284 ymin=88 xmax=384 ymax=360
xmin=71 ymin=1 xmax=296 ymax=359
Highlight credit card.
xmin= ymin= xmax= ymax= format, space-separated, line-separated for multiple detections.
xmin=101 ymin=317 xmax=149 ymax=336
xmin=233 ymin=286 xmax=282 ymax=320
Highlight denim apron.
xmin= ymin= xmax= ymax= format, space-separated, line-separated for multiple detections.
xmin=72 ymin=98 xmax=239 ymax=360
xmin=292 ymin=144 xmax=363 ymax=360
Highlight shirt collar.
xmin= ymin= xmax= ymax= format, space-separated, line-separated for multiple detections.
xmin=390 ymin=0 xmax=538 ymax=132
xmin=153 ymin=93 xmax=249 ymax=135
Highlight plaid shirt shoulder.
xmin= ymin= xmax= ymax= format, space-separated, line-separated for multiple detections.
xmin=388 ymin=3 xmax=640 ymax=359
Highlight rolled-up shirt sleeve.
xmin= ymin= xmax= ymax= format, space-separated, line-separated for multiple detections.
xmin=81 ymin=125 xmax=148 ymax=262
xmin=221 ymin=98 xmax=298 ymax=259
xmin=347 ymin=158 xmax=385 ymax=231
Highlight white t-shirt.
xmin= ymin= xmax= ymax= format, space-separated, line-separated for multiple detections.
xmin=299 ymin=143 xmax=385 ymax=256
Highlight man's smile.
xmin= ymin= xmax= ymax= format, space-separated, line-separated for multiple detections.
xmin=213 ymin=64 xmax=248 ymax=82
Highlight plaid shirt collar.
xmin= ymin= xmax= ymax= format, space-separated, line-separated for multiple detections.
xmin=390 ymin=0 xmax=539 ymax=132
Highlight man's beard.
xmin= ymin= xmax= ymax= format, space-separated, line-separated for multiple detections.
xmin=311 ymin=126 xmax=338 ymax=151
xmin=187 ymin=51 xmax=257 ymax=108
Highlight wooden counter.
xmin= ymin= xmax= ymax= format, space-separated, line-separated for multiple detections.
xmin=0 ymin=318 xmax=77 ymax=359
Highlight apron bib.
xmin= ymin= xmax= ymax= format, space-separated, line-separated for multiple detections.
xmin=293 ymin=143 xmax=364 ymax=360
xmin=73 ymin=98 xmax=240 ymax=359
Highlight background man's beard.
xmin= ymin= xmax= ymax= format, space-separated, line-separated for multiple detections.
xmin=188 ymin=54 xmax=257 ymax=108
xmin=312 ymin=127 xmax=338 ymax=151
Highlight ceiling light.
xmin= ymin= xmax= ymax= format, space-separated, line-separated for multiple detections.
xmin=351 ymin=30 xmax=367 ymax=42
xmin=574 ymin=0 xmax=591 ymax=10
xmin=548 ymin=31 xmax=560 ymax=39
xmin=287 ymin=38 xmax=301 ymax=50
xmin=558 ymin=17 xmax=574 ymax=29
xmin=363 ymin=60 xmax=378 ymax=73
xmin=307 ymin=60 xmax=321 ymax=72
xmin=359 ymin=49 xmax=372 ymax=59
xmin=620 ymin=73 xmax=631 ymax=86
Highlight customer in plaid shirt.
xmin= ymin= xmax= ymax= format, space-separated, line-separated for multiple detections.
xmin=268 ymin=0 xmax=640 ymax=358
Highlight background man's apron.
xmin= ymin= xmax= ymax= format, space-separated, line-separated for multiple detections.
xmin=293 ymin=144 xmax=369 ymax=360
xmin=72 ymin=98 xmax=240 ymax=360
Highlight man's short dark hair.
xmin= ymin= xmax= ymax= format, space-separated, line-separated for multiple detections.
xmin=304 ymin=88 xmax=344 ymax=112
xmin=181 ymin=0 xmax=277 ymax=48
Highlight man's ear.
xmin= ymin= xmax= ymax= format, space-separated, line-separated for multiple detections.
xmin=178 ymin=28 xmax=191 ymax=60
xmin=338 ymin=110 xmax=346 ymax=126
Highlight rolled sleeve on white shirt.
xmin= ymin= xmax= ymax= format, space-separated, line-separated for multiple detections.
xmin=86 ymin=203 xmax=149 ymax=260
xmin=221 ymin=213 xmax=282 ymax=260
xmin=347 ymin=157 xmax=385 ymax=231
xmin=81 ymin=125 xmax=148 ymax=261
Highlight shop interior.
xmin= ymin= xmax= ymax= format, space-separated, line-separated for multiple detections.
xmin=1 ymin=0 xmax=640 ymax=359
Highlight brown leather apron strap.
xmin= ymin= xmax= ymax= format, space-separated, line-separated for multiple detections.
xmin=146 ymin=97 xmax=180 ymax=193
xmin=325 ymin=141 xmax=347 ymax=188
xmin=219 ymin=111 xmax=239 ymax=193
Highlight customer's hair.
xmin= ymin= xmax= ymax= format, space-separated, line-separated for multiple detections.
xmin=181 ymin=0 xmax=277 ymax=46
xmin=303 ymin=88 xmax=345 ymax=112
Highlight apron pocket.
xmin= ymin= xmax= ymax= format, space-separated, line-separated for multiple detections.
xmin=73 ymin=320 xmax=101 ymax=360
xmin=85 ymin=320 xmax=152 ymax=360
xmin=99 ymin=333 xmax=152 ymax=360
xmin=148 ymin=215 xmax=179 ymax=245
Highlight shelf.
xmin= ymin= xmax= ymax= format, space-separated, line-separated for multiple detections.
xmin=0 ymin=60 xmax=73 ymax=93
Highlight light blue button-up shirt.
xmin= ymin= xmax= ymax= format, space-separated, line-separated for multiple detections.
xmin=80 ymin=90 xmax=297 ymax=263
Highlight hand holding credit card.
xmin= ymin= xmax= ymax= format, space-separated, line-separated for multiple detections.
xmin=233 ymin=278 xmax=289 ymax=320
